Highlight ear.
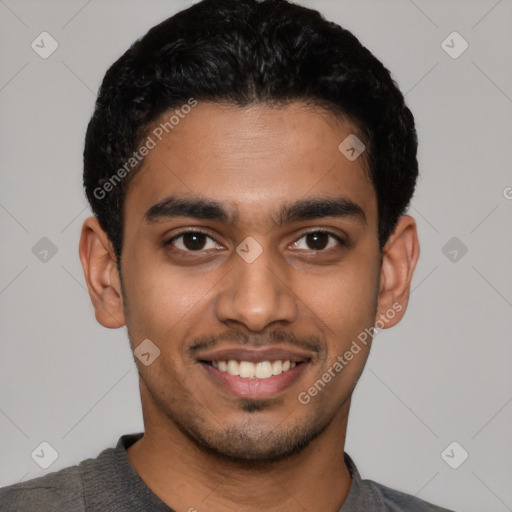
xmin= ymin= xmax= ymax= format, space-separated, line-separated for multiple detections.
xmin=375 ymin=215 xmax=420 ymax=329
xmin=79 ymin=217 xmax=126 ymax=328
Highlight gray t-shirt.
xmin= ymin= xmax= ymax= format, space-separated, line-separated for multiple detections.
xmin=0 ymin=432 xmax=455 ymax=511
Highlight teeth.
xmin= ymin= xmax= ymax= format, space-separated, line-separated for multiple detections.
xmin=272 ymin=360 xmax=282 ymax=375
xmin=211 ymin=359 xmax=298 ymax=379
xmin=255 ymin=361 xmax=273 ymax=379
xmin=239 ymin=361 xmax=255 ymax=378
xmin=227 ymin=359 xmax=240 ymax=376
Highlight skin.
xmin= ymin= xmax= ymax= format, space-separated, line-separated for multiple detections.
xmin=79 ymin=102 xmax=419 ymax=512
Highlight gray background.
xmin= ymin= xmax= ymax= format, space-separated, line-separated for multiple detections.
xmin=1 ymin=0 xmax=511 ymax=510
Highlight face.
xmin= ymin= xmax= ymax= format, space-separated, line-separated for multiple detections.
xmin=111 ymin=102 xmax=384 ymax=462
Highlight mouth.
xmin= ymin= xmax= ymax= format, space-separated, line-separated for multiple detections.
xmin=203 ymin=359 xmax=299 ymax=379
xmin=196 ymin=348 xmax=313 ymax=399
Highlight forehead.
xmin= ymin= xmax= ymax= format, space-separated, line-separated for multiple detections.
xmin=124 ymin=101 xmax=377 ymax=229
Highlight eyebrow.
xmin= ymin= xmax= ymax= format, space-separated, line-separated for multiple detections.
xmin=144 ymin=195 xmax=366 ymax=226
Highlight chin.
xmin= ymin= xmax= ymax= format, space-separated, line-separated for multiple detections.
xmin=174 ymin=411 xmax=332 ymax=466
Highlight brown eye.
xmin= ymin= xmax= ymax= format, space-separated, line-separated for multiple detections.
xmin=291 ymin=231 xmax=346 ymax=251
xmin=182 ymin=232 xmax=207 ymax=250
xmin=166 ymin=231 xmax=218 ymax=252
xmin=305 ymin=232 xmax=329 ymax=250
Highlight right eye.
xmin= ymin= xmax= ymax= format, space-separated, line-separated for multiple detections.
xmin=165 ymin=231 xmax=222 ymax=252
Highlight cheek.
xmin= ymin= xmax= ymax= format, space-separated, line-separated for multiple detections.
xmin=120 ymin=251 xmax=215 ymax=346
xmin=301 ymin=256 xmax=379 ymax=340
xmin=308 ymin=270 xmax=377 ymax=400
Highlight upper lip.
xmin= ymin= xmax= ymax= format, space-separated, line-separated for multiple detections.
xmin=196 ymin=346 xmax=314 ymax=363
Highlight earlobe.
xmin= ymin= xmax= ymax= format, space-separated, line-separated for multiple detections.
xmin=79 ymin=217 xmax=126 ymax=329
xmin=376 ymin=215 xmax=420 ymax=329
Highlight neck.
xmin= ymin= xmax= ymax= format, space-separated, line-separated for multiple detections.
xmin=127 ymin=387 xmax=352 ymax=512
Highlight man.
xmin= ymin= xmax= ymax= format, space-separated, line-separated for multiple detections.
xmin=0 ymin=0 xmax=456 ymax=510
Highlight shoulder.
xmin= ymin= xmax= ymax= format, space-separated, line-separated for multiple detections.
xmin=0 ymin=464 xmax=85 ymax=512
xmin=363 ymin=478 xmax=456 ymax=512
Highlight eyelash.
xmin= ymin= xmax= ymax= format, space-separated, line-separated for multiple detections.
xmin=164 ymin=229 xmax=347 ymax=254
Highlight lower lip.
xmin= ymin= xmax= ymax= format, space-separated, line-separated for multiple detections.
xmin=200 ymin=362 xmax=308 ymax=400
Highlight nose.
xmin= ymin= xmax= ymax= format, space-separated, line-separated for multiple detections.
xmin=214 ymin=242 xmax=298 ymax=332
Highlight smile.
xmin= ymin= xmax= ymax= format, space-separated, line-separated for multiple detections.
xmin=195 ymin=347 xmax=314 ymax=399
xmin=205 ymin=359 xmax=298 ymax=379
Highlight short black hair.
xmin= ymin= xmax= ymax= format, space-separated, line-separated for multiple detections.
xmin=83 ymin=0 xmax=418 ymax=261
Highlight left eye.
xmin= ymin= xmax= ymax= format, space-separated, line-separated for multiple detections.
xmin=291 ymin=231 xmax=344 ymax=251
